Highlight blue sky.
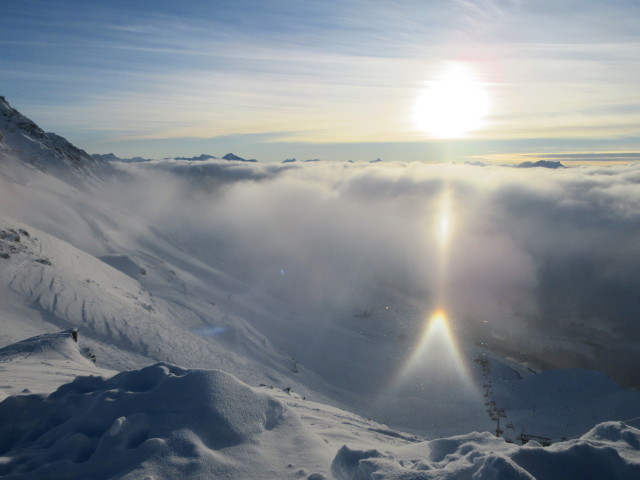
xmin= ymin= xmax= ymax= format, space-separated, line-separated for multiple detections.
xmin=2 ymin=0 xmax=640 ymax=163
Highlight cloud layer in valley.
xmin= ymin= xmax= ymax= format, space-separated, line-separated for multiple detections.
xmin=112 ymin=159 xmax=640 ymax=386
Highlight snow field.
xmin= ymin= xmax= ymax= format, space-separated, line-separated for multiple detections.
xmin=1 ymin=342 xmax=639 ymax=480
xmin=2 ymin=96 xmax=640 ymax=479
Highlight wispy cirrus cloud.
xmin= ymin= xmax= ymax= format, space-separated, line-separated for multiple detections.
xmin=2 ymin=0 xmax=639 ymax=161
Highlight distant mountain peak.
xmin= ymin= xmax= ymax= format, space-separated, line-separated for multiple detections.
xmin=222 ymin=153 xmax=257 ymax=162
xmin=465 ymin=160 xmax=487 ymax=167
xmin=516 ymin=160 xmax=566 ymax=169
xmin=175 ymin=154 xmax=218 ymax=161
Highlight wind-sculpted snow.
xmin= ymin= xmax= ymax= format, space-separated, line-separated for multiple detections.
xmin=0 ymin=330 xmax=92 ymax=365
xmin=0 ymin=216 xmax=174 ymax=361
xmin=0 ymin=363 xmax=332 ymax=480
xmin=2 ymin=359 xmax=639 ymax=480
xmin=331 ymin=422 xmax=640 ymax=480
xmin=0 ymin=214 xmax=308 ymax=391
xmin=0 ymin=330 xmax=115 ymax=401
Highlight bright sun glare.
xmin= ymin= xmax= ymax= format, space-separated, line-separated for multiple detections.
xmin=413 ymin=63 xmax=490 ymax=138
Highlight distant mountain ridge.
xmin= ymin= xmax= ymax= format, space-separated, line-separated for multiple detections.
xmin=516 ymin=160 xmax=566 ymax=169
xmin=93 ymin=152 xmax=261 ymax=163
xmin=92 ymin=153 xmax=152 ymax=163
xmin=175 ymin=154 xmax=218 ymax=161
xmin=1 ymin=97 xmax=575 ymax=171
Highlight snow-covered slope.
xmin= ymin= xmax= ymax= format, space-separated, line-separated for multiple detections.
xmin=0 ymin=97 xmax=337 ymax=404
xmin=0 ymin=211 xmax=324 ymax=398
xmin=0 ymin=330 xmax=114 ymax=401
xmin=1 ymin=347 xmax=638 ymax=480
xmin=0 ymin=96 xmax=112 ymax=180
xmin=1 ymin=97 xmax=640 ymax=478
xmin=0 ymin=362 xmax=332 ymax=480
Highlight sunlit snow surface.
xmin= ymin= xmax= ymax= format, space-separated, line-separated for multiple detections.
xmin=2 ymin=98 xmax=640 ymax=478
xmin=0 ymin=360 xmax=330 ymax=479
xmin=0 ymin=337 xmax=639 ymax=480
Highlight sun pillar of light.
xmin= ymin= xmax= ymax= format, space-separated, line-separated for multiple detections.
xmin=434 ymin=188 xmax=453 ymax=307
xmin=438 ymin=190 xmax=451 ymax=249
xmin=374 ymin=185 xmax=481 ymax=426
xmin=394 ymin=189 xmax=472 ymax=385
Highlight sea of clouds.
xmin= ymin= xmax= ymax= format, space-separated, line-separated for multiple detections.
xmin=113 ymin=159 xmax=640 ymax=386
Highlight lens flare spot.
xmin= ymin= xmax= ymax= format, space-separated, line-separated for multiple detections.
xmin=196 ymin=326 xmax=227 ymax=337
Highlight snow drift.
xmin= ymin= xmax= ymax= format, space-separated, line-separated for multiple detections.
xmin=1 ymin=360 xmax=639 ymax=480
xmin=0 ymin=330 xmax=94 ymax=367
xmin=0 ymin=363 xmax=331 ymax=480
xmin=331 ymin=422 xmax=640 ymax=480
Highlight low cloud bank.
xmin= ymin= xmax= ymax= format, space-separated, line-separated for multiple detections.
xmin=115 ymin=160 xmax=640 ymax=385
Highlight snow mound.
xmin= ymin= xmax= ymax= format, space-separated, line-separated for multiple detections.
xmin=331 ymin=423 xmax=640 ymax=480
xmin=0 ymin=330 xmax=113 ymax=401
xmin=0 ymin=330 xmax=92 ymax=366
xmin=0 ymin=363 xmax=331 ymax=480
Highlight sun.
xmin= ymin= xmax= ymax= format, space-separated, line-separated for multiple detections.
xmin=413 ymin=63 xmax=490 ymax=139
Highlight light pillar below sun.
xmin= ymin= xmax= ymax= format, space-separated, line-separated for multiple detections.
xmin=399 ymin=309 xmax=472 ymax=385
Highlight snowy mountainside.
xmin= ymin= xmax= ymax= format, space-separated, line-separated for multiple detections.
xmin=492 ymin=367 xmax=640 ymax=440
xmin=2 ymin=208 xmax=637 ymax=441
xmin=0 ymin=105 xmax=338 ymax=403
xmin=0 ymin=330 xmax=95 ymax=367
xmin=1 ymin=98 xmax=640 ymax=478
xmin=0 ymin=97 xmax=112 ymax=180
xmin=0 ymin=212 xmax=319 ymax=394
xmin=468 ymin=348 xmax=640 ymax=442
